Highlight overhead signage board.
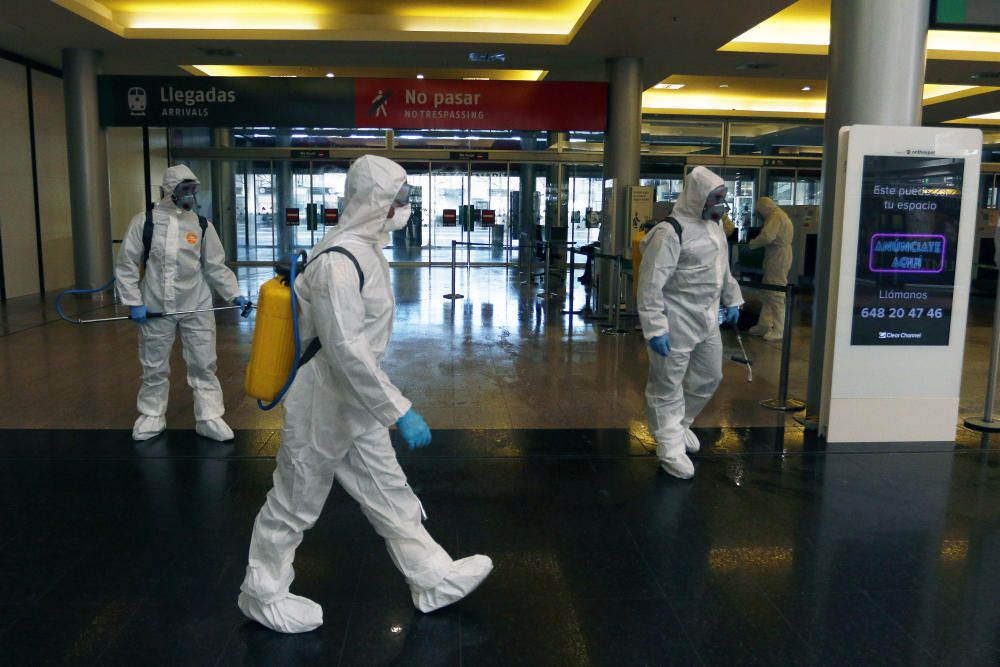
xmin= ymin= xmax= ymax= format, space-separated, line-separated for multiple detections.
xmin=354 ymin=79 xmax=607 ymax=131
xmin=931 ymin=0 xmax=1000 ymax=31
xmin=99 ymin=76 xmax=608 ymax=132
xmin=101 ymin=76 xmax=354 ymax=127
xmin=820 ymin=125 xmax=982 ymax=445
xmin=850 ymin=155 xmax=965 ymax=346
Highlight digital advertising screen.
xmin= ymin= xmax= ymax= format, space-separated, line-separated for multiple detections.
xmin=850 ymin=155 xmax=965 ymax=346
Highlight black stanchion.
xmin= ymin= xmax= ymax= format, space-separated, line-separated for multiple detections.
xmin=600 ymin=254 xmax=629 ymax=336
xmin=965 ymin=277 xmax=1000 ymax=432
xmin=759 ymin=283 xmax=805 ymax=412
xmin=443 ymin=240 xmax=464 ymax=301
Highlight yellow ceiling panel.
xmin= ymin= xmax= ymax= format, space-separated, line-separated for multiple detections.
xmin=52 ymin=0 xmax=602 ymax=42
xmin=643 ymin=75 xmax=998 ymax=119
xmin=183 ymin=65 xmax=547 ymax=80
xmin=720 ymin=0 xmax=1000 ymax=62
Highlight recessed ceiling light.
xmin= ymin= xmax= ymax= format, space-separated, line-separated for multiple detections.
xmin=719 ymin=84 xmax=729 ymax=88
xmin=801 ymin=85 xmax=812 ymax=91
xmin=654 ymin=83 xmax=685 ymax=90
xmin=325 ymin=72 xmax=335 ymax=78
xmin=416 ymin=74 xmax=425 ymax=79
xmin=463 ymin=77 xmax=490 ymax=81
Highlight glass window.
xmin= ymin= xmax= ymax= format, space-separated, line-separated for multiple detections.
xmin=232 ymin=127 xmax=388 ymax=149
xmin=564 ymin=131 xmax=605 ymax=153
xmin=393 ymin=129 xmax=542 ymax=150
xmin=729 ymin=121 xmax=823 ymax=157
xmin=641 ymin=117 xmax=723 ymax=156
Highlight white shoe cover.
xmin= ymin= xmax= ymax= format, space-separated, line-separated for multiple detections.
xmin=660 ymin=453 xmax=695 ymax=480
xmin=237 ymin=591 xmax=323 ymax=634
xmin=196 ymin=418 xmax=235 ymax=442
xmin=683 ymin=429 xmax=701 ymax=454
xmin=132 ymin=415 xmax=166 ymax=441
xmin=412 ymin=555 xmax=493 ymax=613
xmin=748 ymin=324 xmax=768 ymax=336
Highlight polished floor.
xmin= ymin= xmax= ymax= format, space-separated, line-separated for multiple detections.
xmin=0 ymin=427 xmax=999 ymax=665
xmin=2 ymin=265 xmax=1000 ymax=664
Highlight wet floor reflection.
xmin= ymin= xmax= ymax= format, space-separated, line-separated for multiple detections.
xmin=1 ymin=428 xmax=999 ymax=664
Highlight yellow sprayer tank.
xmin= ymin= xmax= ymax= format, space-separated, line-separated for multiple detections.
xmin=245 ymin=277 xmax=297 ymax=402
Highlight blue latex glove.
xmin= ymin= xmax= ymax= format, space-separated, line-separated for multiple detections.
xmin=129 ymin=305 xmax=147 ymax=324
xmin=233 ymin=296 xmax=250 ymax=307
xmin=649 ymin=334 xmax=671 ymax=357
xmin=723 ymin=306 xmax=741 ymax=326
xmin=396 ymin=409 xmax=431 ymax=449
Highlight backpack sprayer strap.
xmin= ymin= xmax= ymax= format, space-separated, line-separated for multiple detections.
xmin=296 ymin=246 xmax=365 ymax=368
xmin=141 ymin=207 xmax=210 ymax=270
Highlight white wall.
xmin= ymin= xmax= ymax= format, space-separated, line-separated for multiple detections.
xmin=0 ymin=55 xmax=168 ymax=300
xmin=0 ymin=59 xmax=40 ymax=298
xmin=108 ymin=127 xmax=148 ymax=241
xmin=108 ymin=127 xmax=171 ymax=242
xmin=32 ymin=70 xmax=73 ymax=291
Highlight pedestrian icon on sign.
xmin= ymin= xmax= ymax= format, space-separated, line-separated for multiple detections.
xmin=370 ymin=89 xmax=391 ymax=117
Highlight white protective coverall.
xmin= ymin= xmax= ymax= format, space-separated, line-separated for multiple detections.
xmin=239 ymin=155 xmax=490 ymax=634
xmin=115 ymin=165 xmax=241 ymax=441
xmin=747 ymin=196 xmax=794 ymax=341
xmin=638 ymin=166 xmax=743 ymax=477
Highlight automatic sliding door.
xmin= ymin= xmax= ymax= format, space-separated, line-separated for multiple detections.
xmin=236 ymin=160 xmax=277 ymax=263
xmin=430 ymin=162 xmax=468 ymax=263
xmin=391 ymin=162 xmax=431 ymax=263
xmin=470 ymin=163 xmax=510 ymax=264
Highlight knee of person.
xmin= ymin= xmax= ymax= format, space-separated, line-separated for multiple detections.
xmin=689 ymin=370 xmax=723 ymax=395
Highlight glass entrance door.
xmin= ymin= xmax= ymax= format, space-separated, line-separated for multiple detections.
xmin=235 ymin=160 xmax=278 ymax=263
xmin=229 ymin=157 xmax=589 ymax=268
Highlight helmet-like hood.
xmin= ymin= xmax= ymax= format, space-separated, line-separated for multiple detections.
xmin=161 ymin=164 xmax=200 ymax=193
xmin=672 ymin=166 xmax=725 ymax=222
xmin=755 ymin=196 xmax=778 ymax=217
xmin=336 ymin=155 xmax=408 ymax=243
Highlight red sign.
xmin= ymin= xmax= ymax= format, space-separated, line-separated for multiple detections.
xmin=481 ymin=210 xmax=496 ymax=226
xmin=442 ymin=209 xmax=457 ymax=227
xmin=355 ymin=79 xmax=607 ymax=131
xmin=324 ymin=208 xmax=339 ymax=225
xmin=285 ymin=208 xmax=300 ymax=225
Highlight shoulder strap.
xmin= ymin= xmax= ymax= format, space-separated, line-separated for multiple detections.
xmin=306 ymin=246 xmax=365 ymax=292
xmin=664 ymin=216 xmax=683 ymax=245
xmin=296 ymin=246 xmax=366 ymax=368
xmin=198 ymin=215 xmax=209 ymax=264
xmin=141 ymin=206 xmax=155 ymax=269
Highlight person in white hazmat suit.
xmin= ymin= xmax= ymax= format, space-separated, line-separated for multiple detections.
xmin=238 ymin=155 xmax=492 ymax=634
xmin=115 ymin=165 xmax=248 ymax=442
xmin=638 ymin=166 xmax=743 ymax=479
xmin=746 ymin=196 xmax=794 ymax=342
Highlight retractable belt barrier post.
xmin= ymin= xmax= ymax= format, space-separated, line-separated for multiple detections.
xmin=594 ymin=252 xmax=629 ymax=336
xmin=755 ymin=282 xmax=805 ymax=412
xmin=965 ymin=278 xmax=1000 ymax=433
xmin=443 ymin=239 xmax=464 ymax=301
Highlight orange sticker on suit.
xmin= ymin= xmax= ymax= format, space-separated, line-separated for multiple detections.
xmin=186 ymin=232 xmax=198 ymax=245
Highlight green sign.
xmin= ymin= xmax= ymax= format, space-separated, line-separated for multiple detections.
xmin=931 ymin=0 xmax=1000 ymax=30
xmin=99 ymin=76 xmax=355 ymax=127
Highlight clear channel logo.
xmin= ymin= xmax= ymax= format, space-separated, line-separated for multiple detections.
xmin=128 ymin=87 xmax=147 ymax=116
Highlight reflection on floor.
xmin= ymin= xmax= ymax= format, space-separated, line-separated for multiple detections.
xmin=0 ymin=264 xmax=997 ymax=432
xmin=4 ymin=262 xmax=1000 ymax=664
xmin=0 ymin=426 xmax=998 ymax=665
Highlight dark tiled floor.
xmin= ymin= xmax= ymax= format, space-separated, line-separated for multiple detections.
xmin=1 ymin=427 xmax=1000 ymax=666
